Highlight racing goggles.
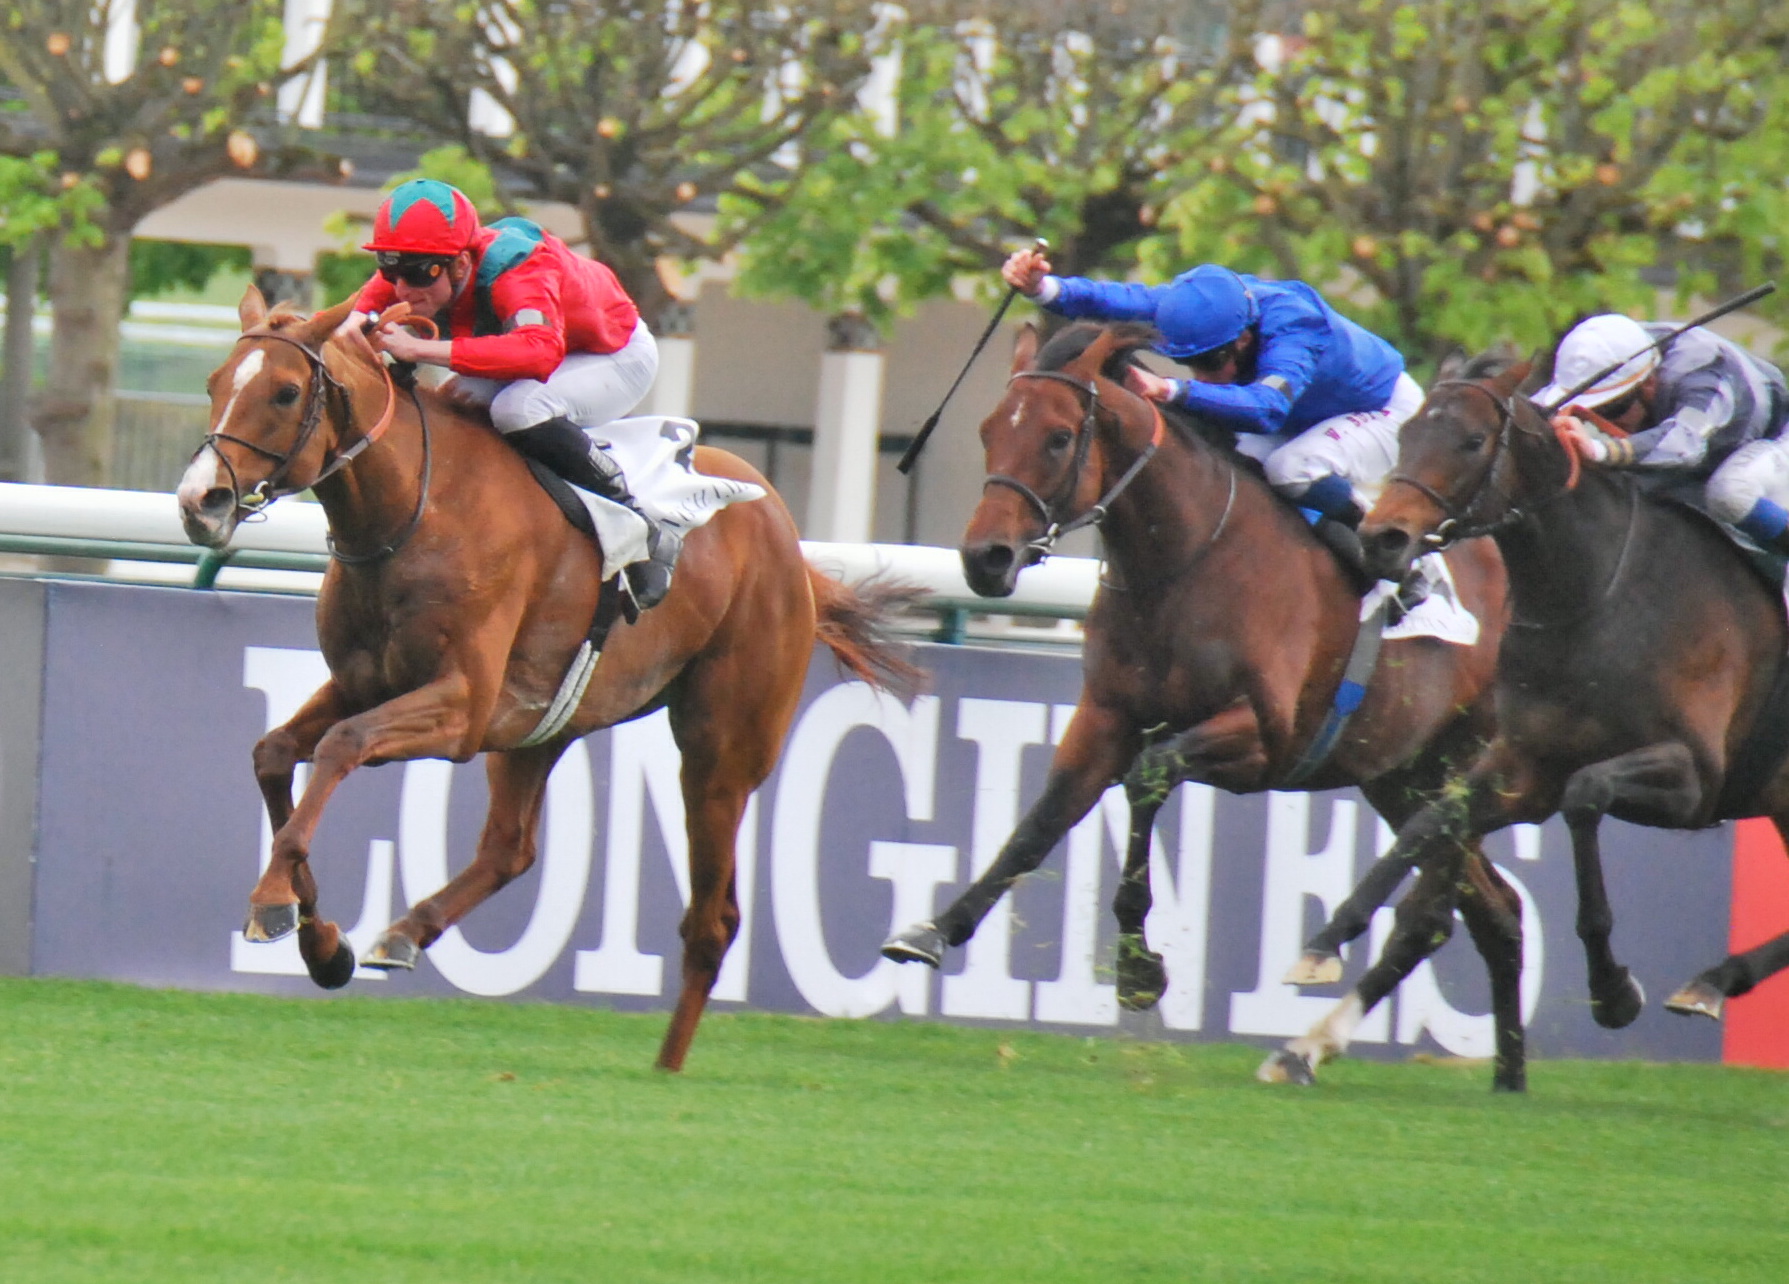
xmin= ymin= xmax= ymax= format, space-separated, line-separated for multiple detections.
xmin=1184 ymin=341 xmax=1240 ymax=374
xmin=375 ymin=252 xmax=452 ymax=288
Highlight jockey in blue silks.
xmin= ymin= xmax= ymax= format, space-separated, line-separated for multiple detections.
xmin=1002 ymin=247 xmax=1423 ymax=583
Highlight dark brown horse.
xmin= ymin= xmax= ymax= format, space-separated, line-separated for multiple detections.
xmin=1260 ymin=358 xmax=1789 ymax=1083
xmin=177 ymin=288 xmax=915 ymax=1071
xmin=879 ymin=322 xmax=1534 ymax=1087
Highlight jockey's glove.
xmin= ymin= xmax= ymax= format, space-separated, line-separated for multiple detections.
xmin=1569 ymin=423 xmax=1635 ymax=466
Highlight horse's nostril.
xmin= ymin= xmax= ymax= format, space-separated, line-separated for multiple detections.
xmin=979 ymin=545 xmax=1015 ymax=576
xmin=201 ymin=487 xmax=235 ymax=514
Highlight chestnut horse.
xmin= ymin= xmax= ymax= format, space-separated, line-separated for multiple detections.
xmin=177 ymin=288 xmax=915 ymax=1071
xmin=879 ymin=322 xmax=1535 ymax=1088
xmin=1260 ymin=359 xmax=1789 ymax=1084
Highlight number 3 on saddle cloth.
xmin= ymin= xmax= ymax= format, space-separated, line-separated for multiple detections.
xmin=541 ymin=415 xmax=767 ymax=572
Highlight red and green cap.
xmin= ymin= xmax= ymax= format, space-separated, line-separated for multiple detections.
xmin=364 ymin=179 xmax=482 ymax=256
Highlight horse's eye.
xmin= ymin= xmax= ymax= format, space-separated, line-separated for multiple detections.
xmin=273 ymin=384 xmax=301 ymax=408
xmin=1045 ymin=429 xmax=1074 ymax=453
xmin=1462 ymin=433 xmax=1487 ymax=452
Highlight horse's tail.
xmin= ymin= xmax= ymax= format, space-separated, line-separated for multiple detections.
xmin=807 ymin=564 xmax=929 ymax=696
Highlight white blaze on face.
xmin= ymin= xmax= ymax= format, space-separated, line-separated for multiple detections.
xmin=177 ymin=347 xmax=264 ymax=512
xmin=214 ymin=348 xmax=265 ymax=439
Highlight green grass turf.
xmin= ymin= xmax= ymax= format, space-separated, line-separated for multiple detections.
xmin=0 ymin=978 xmax=1784 ymax=1283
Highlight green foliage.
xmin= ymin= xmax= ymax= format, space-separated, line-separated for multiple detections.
xmin=342 ymin=0 xmax=880 ymax=311
xmin=732 ymin=9 xmax=1242 ymax=321
xmin=0 ymin=152 xmax=103 ymax=250
xmin=1156 ymin=0 xmax=1789 ymax=364
xmin=315 ymin=250 xmax=377 ymax=308
xmin=127 ymin=240 xmax=251 ymax=301
xmin=396 ymin=145 xmax=505 ymax=218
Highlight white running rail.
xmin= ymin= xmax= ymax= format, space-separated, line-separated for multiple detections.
xmin=0 ymin=483 xmax=1098 ymax=625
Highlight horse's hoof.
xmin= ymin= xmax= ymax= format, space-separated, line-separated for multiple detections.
xmin=1282 ymin=952 xmax=1344 ymax=986
xmin=1591 ymin=968 xmax=1645 ymax=1030
xmin=308 ymin=938 xmax=357 ymax=990
xmin=1492 ymin=1072 xmax=1528 ymax=1094
xmin=1664 ymin=979 xmax=1724 ymax=1021
xmin=1116 ymin=935 xmax=1167 ymax=1012
xmin=1257 ymin=1048 xmax=1318 ymax=1086
xmin=242 ymin=902 xmax=299 ymax=944
xmin=881 ymin=922 xmax=946 ymax=968
xmin=361 ymin=931 xmax=421 ymax=972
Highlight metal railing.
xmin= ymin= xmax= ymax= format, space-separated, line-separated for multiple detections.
xmin=0 ymin=482 xmax=1095 ymax=644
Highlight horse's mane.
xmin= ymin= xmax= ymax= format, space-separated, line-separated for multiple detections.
xmin=1036 ymin=321 xmax=1242 ymax=457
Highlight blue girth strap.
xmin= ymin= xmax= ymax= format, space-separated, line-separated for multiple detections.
xmin=1279 ymin=595 xmax=1393 ymax=788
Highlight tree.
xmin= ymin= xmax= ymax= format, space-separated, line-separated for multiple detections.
xmin=340 ymin=0 xmax=882 ymax=326
xmin=728 ymin=0 xmax=1255 ymax=321
xmin=1155 ymin=0 xmax=1789 ymax=366
xmin=0 ymin=2 xmax=342 ymax=485
xmin=0 ymin=151 xmax=103 ymax=480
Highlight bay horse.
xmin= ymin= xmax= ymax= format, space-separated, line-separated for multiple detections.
xmin=880 ymin=322 xmax=1535 ymax=1088
xmin=177 ymin=287 xmax=916 ymax=1072
xmin=1260 ymin=358 xmax=1789 ymax=1085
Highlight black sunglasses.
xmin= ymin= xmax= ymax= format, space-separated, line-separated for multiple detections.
xmin=375 ymin=253 xmax=451 ymax=288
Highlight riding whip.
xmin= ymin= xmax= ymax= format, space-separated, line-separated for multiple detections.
xmin=898 ymin=237 xmax=1050 ymax=475
xmin=1542 ymin=281 xmax=1778 ymax=413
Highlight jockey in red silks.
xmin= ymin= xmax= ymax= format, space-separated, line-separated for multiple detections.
xmin=354 ymin=178 xmax=680 ymax=609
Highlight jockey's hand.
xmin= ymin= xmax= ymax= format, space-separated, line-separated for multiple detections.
xmin=1125 ymin=365 xmax=1175 ymax=402
xmin=370 ymin=319 xmax=449 ymax=367
xmin=1001 ymin=246 xmax=1053 ymax=297
xmin=1553 ymin=412 xmax=1612 ymax=464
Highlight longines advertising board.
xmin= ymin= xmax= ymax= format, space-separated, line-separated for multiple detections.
xmin=12 ymin=579 xmax=1784 ymax=1066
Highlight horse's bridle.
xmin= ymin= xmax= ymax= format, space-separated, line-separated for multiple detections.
xmin=195 ymin=322 xmax=429 ymax=563
xmin=1383 ymin=378 xmax=1533 ymax=549
xmin=984 ymin=369 xmax=1167 ymax=558
xmin=199 ymin=331 xmax=352 ymax=516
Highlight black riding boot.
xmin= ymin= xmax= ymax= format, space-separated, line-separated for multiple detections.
xmin=1311 ymin=501 xmax=1375 ymax=594
xmin=508 ymin=417 xmax=683 ymax=610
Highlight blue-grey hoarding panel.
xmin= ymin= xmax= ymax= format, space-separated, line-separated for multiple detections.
xmin=31 ymin=579 xmax=1730 ymax=1062
xmin=0 ymin=578 xmax=47 ymax=975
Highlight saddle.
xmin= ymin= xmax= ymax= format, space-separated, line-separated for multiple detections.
xmin=523 ymin=457 xmax=598 ymax=542
xmin=520 ymin=457 xmax=635 ymax=634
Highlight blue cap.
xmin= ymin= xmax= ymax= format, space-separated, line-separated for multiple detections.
xmin=1153 ymin=265 xmax=1259 ymax=360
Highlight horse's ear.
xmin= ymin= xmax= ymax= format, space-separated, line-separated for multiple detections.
xmin=301 ymin=296 xmax=360 ymax=347
xmin=1518 ymin=346 xmax=1553 ymax=397
xmin=1434 ymin=346 xmax=1468 ymax=382
xmin=1492 ymin=359 xmax=1534 ymax=398
xmin=1011 ymin=323 xmax=1040 ymax=374
xmin=238 ymin=285 xmax=268 ymax=331
xmin=1064 ymin=327 xmax=1127 ymax=382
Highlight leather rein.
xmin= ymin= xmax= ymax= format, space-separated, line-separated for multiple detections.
xmin=196 ymin=315 xmax=433 ymax=564
xmin=984 ymin=368 xmax=1172 ymax=559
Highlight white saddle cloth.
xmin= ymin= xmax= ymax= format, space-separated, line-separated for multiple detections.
xmin=570 ymin=415 xmax=767 ymax=571
xmin=1363 ymin=550 xmax=1481 ymax=647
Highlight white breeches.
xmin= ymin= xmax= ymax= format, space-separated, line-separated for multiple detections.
xmin=451 ymin=319 xmax=660 ymax=435
xmin=1706 ymin=436 xmax=1789 ymax=525
xmin=1233 ymin=372 xmax=1426 ymax=507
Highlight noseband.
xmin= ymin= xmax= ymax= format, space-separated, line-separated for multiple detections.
xmin=984 ymin=368 xmax=1165 ymax=558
